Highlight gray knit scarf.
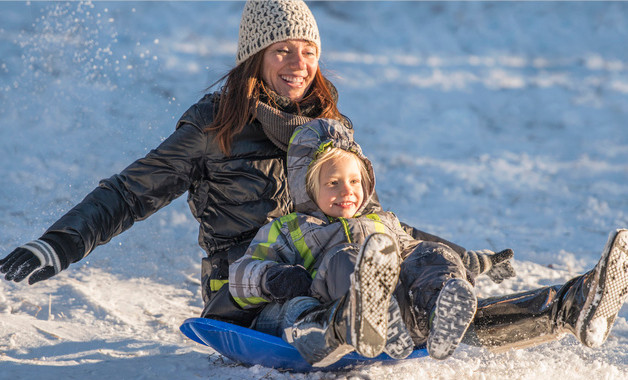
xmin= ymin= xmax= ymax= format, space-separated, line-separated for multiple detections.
xmin=256 ymin=102 xmax=313 ymax=151
xmin=256 ymin=82 xmax=342 ymax=151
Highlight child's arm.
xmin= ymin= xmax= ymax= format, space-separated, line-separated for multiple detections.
xmin=228 ymin=218 xmax=312 ymax=308
xmin=261 ymin=264 xmax=312 ymax=304
xmin=229 ymin=219 xmax=285 ymax=309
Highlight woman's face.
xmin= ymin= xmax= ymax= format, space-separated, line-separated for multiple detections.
xmin=262 ymin=39 xmax=318 ymax=102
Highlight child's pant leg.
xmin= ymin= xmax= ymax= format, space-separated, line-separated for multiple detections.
xmin=396 ymin=241 xmax=469 ymax=345
xmin=310 ymin=244 xmax=359 ymax=303
xmin=253 ymin=296 xmax=322 ymax=337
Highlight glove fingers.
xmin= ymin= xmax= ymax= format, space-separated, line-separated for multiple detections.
xmin=487 ymin=262 xmax=516 ymax=283
xmin=0 ymin=248 xmax=23 ymax=271
xmin=6 ymin=256 xmax=41 ymax=282
xmin=4 ymin=252 xmax=34 ymax=278
xmin=503 ymin=262 xmax=516 ymax=277
xmin=28 ymin=266 xmax=57 ymax=285
xmin=492 ymin=249 xmax=514 ymax=264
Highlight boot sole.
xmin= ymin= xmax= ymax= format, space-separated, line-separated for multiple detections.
xmin=577 ymin=229 xmax=628 ymax=347
xmin=427 ymin=278 xmax=477 ymax=360
xmin=351 ymin=233 xmax=401 ymax=358
xmin=384 ymin=296 xmax=415 ymax=359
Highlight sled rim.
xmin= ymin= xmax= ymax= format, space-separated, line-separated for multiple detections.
xmin=180 ymin=317 xmax=427 ymax=372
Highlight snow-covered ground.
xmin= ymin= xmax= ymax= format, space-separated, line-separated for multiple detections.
xmin=1 ymin=2 xmax=628 ymax=379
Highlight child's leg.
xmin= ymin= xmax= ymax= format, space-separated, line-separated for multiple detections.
xmin=312 ymin=241 xmax=414 ymax=359
xmin=397 ymin=241 xmax=476 ymax=359
xmin=310 ymin=244 xmax=357 ymax=302
xmin=284 ymin=233 xmax=406 ymax=366
xmin=253 ymin=297 xmax=322 ymax=337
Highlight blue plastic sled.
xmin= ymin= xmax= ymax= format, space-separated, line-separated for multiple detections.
xmin=180 ymin=317 xmax=427 ymax=372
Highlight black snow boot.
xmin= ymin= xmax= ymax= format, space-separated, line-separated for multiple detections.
xmin=284 ymin=233 xmax=401 ymax=367
xmin=465 ymin=229 xmax=628 ymax=350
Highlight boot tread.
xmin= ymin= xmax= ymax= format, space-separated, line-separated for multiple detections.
xmin=578 ymin=229 xmax=628 ymax=347
xmin=352 ymin=233 xmax=401 ymax=358
xmin=427 ymin=278 xmax=477 ymax=360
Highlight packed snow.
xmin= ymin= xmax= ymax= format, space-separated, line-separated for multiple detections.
xmin=1 ymin=1 xmax=628 ymax=379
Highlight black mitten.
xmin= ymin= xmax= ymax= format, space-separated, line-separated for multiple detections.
xmin=0 ymin=239 xmax=63 ymax=284
xmin=263 ymin=264 xmax=312 ymax=304
xmin=463 ymin=249 xmax=516 ymax=284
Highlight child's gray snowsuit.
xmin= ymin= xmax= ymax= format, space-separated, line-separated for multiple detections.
xmin=229 ymin=118 xmax=469 ymax=345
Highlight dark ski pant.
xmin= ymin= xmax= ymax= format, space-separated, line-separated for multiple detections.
xmin=311 ymin=240 xmax=469 ymax=346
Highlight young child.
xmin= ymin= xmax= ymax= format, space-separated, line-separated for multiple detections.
xmin=229 ymin=119 xmax=512 ymax=366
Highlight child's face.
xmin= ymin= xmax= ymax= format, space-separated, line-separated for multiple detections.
xmin=316 ymin=155 xmax=364 ymax=218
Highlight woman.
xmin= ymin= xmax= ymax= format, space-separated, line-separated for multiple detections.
xmin=0 ymin=0 xmax=470 ymax=327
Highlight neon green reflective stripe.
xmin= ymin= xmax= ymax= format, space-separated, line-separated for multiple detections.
xmin=209 ymin=279 xmax=229 ymax=292
xmin=285 ymin=214 xmax=316 ymax=270
xmin=289 ymin=126 xmax=304 ymax=146
xmin=365 ymin=214 xmax=386 ymax=234
xmin=233 ymin=296 xmax=269 ymax=309
xmin=252 ymin=219 xmax=283 ymax=260
xmin=339 ymin=217 xmax=352 ymax=243
xmin=365 ymin=213 xmax=383 ymax=222
xmin=315 ymin=141 xmax=334 ymax=157
xmin=305 ymin=141 xmax=336 ymax=178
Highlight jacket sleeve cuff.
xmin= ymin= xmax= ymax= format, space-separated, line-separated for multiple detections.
xmin=40 ymin=232 xmax=82 ymax=270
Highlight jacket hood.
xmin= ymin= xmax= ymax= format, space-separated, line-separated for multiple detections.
xmin=287 ymin=118 xmax=375 ymax=216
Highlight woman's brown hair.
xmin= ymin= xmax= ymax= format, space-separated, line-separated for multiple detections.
xmin=208 ymin=50 xmax=343 ymax=155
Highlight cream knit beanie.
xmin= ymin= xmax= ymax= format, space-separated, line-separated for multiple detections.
xmin=236 ymin=0 xmax=321 ymax=66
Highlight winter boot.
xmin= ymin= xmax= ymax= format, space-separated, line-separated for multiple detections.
xmin=465 ymin=229 xmax=628 ymax=350
xmin=384 ymin=295 xmax=415 ymax=359
xmin=283 ymin=295 xmax=353 ymax=367
xmin=393 ymin=240 xmax=472 ymax=351
xmin=427 ymin=278 xmax=477 ymax=360
xmin=284 ymin=233 xmax=401 ymax=366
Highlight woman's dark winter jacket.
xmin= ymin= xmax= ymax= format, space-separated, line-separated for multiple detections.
xmin=41 ymin=91 xmax=467 ymax=326
xmin=44 ymin=93 xmax=290 ymax=300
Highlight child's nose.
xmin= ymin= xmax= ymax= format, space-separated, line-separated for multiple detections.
xmin=341 ymin=183 xmax=353 ymax=195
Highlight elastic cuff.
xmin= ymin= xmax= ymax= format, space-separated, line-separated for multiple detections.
xmin=260 ymin=266 xmax=272 ymax=297
xmin=20 ymin=240 xmax=61 ymax=274
xmin=40 ymin=233 xmax=74 ymax=271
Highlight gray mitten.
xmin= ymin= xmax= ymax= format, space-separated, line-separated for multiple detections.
xmin=463 ymin=249 xmax=516 ymax=283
